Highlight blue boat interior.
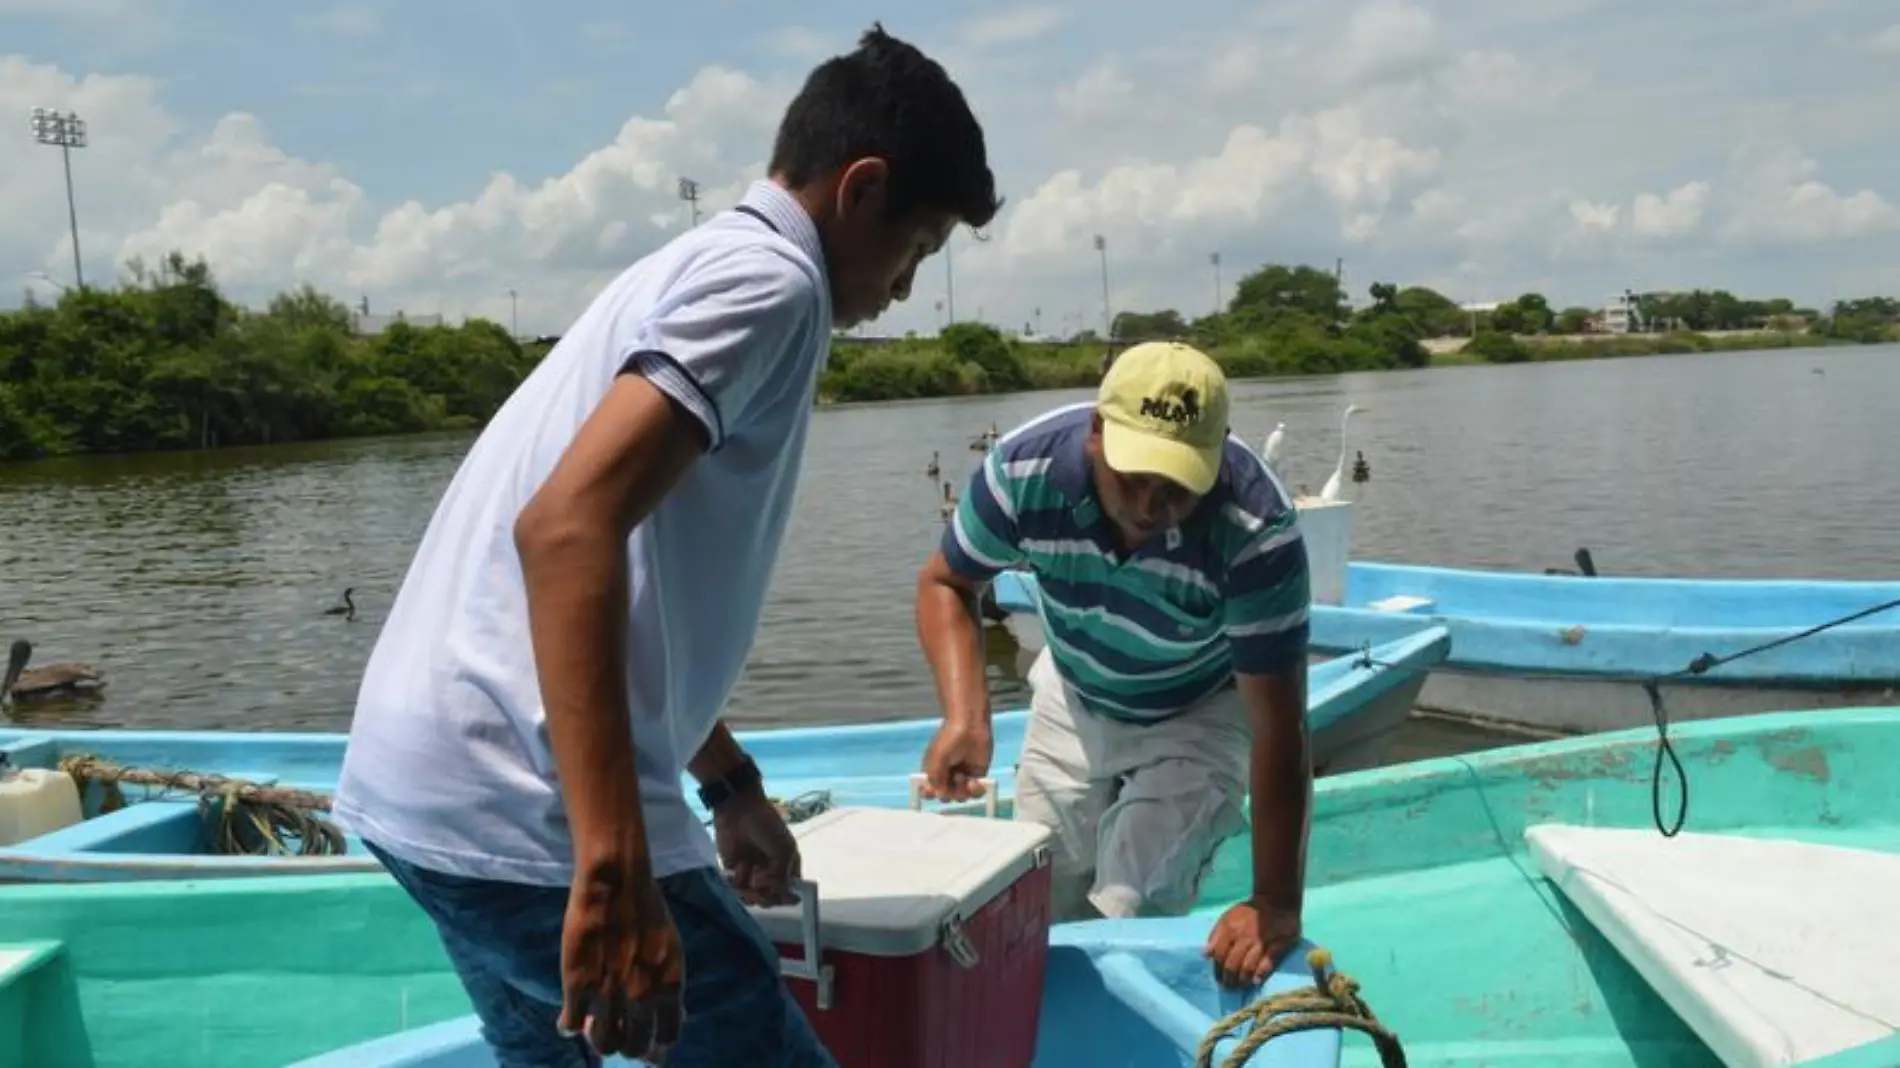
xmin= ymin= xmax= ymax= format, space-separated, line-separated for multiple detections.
xmin=283 ymin=921 xmax=1343 ymax=1068
xmin=0 ymin=626 xmax=1444 ymax=873
xmin=0 ymin=732 xmax=366 ymax=867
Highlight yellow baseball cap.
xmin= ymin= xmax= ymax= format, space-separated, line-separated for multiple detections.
xmin=1097 ymin=341 xmax=1230 ymax=495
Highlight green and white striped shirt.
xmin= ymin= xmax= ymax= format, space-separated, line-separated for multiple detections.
xmin=942 ymin=403 xmax=1310 ymax=725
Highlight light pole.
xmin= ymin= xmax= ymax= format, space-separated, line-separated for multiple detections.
xmin=31 ymin=107 xmax=87 ymax=290
xmin=508 ymin=289 xmax=518 ymax=338
xmin=1210 ymin=251 xmax=1222 ymax=316
xmin=1093 ymin=234 xmax=1111 ymax=338
xmin=944 ymin=236 xmax=955 ymax=325
xmin=677 ymin=177 xmax=701 ymax=227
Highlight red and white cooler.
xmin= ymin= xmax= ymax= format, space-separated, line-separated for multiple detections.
xmin=747 ymin=805 xmax=1055 ymax=1068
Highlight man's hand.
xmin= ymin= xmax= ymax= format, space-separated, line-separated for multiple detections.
xmin=920 ymin=718 xmax=994 ymax=802
xmin=714 ymin=792 xmax=802 ymax=908
xmin=1204 ymin=895 xmax=1302 ymax=989
xmin=560 ymin=854 xmax=686 ymax=1062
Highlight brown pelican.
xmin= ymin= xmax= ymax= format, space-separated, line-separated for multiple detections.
xmin=4 ymin=639 xmax=105 ymax=706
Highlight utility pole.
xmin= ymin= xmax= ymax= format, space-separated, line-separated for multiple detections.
xmin=1210 ymin=251 xmax=1222 ymax=316
xmin=677 ymin=177 xmax=702 ymax=227
xmin=1094 ymin=234 xmax=1111 ymax=338
xmin=508 ymin=289 xmax=518 ymax=338
xmin=31 ymin=107 xmax=87 ymax=289
xmin=944 ymin=237 xmax=955 ymax=325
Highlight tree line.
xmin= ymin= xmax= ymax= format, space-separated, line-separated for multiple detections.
xmin=820 ymin=265 xmax=1897 ymax=401
xmin=1 ymin=252 xmax=542 ymax=461
xmin=3 ymin=252 xmax=1896 ymax=460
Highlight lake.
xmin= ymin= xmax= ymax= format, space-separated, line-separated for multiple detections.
xmin=2 ymin=342 xmax=1893 ymax=769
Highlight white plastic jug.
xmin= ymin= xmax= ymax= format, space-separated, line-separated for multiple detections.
xmin=0 ymin=767 xmax=84 ymax=848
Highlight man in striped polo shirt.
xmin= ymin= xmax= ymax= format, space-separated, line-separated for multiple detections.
xmin=915 ymin=340 xmax=1312 ymax=988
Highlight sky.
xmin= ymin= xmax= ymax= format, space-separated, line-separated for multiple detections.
xmin=3 ymin=0 xmax=1898 ymax=339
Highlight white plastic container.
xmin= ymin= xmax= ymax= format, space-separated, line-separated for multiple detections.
xmin=0 ymin=768 xmax=84 ymax=848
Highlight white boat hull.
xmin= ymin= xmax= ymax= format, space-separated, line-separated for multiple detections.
xmin=1410 ymin=668 xmax=1900 ymax=738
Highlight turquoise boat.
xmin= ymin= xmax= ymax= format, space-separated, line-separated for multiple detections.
xmin=1177 ymin=704 xmax=1900 ymax=1066
xmin=0 ymin=868 xmax=1349 ymax=1068
xmin=993 ymin=563 xmax=1900 ymax=738
xmin=6 ymin=706 xmax=1895 ymax=1066
xmin=0 ymin=625 xmax=1451 ymax=883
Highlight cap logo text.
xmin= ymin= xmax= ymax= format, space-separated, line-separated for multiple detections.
xmin=1139 ymin=388 xmax=1201 ymax=426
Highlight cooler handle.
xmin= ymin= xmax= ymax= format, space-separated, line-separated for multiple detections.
xmin=907 ymin=772 xmax=1001 ymax=818
xmin=778 ymin=878 xmax=836 ymax=1011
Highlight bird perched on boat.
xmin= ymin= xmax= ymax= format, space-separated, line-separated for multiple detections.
xmin=3 ymin=639 xmax=105 ymax=707
xmin=925 ymin=451 xmax=940 ymax=479
xmin=323 ymin=587 xmax=357 ymax=622
xmin=1318 ymin=404 xmax=1368 ymax=503
xmin=1351 ymin=450 xmax=1370 ymax=484
xmin=1260 ymin=423 xmax=1285 ymax=474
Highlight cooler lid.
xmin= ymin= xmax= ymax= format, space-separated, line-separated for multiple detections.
xmin=747 ymin=807 xmax=1052 ymax=957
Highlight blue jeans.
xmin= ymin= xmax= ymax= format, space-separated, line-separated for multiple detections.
xmin=366 ymin=841 xmax=839 ymax=1068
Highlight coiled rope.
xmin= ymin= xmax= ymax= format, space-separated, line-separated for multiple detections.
xmin=1196 ymin=948 xmax=1405 ymax=1068
xmin=57 ymin=754 xmax=346 ymax=857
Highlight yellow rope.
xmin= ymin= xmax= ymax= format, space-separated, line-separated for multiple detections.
xmin=1196 ymin=948 xmax=1407 ymax=1068
xmin=58 ymin=754 xmax=347 ymax=857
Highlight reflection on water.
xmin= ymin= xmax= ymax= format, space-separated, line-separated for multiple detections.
xmin=3 ymin=345 xmax=1895 ymax=768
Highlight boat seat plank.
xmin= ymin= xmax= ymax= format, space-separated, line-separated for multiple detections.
xmin=8 ymin=801 xmax=203 ymax=855
xmin=1527 ymin=824 xmax=1900 ymax=1068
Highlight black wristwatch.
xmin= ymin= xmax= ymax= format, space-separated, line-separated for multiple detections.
xmin=697 ymin=755 xmax=764 ymax=813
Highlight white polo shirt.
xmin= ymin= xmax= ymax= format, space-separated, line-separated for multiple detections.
xmin=331 ymin=180 xmax=832 ymax=886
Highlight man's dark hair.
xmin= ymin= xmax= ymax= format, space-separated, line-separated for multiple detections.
xmin=770 ymin=23 xmax=1003 ymax=230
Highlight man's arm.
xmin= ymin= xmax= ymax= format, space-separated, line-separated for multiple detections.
xmin=688 ymin=721 xmax=752 ymax=787
xmin=1220 ymin=515 xmax=1314 ymax=911
xmin=515 ymin=377 xmax=706 ymax=877
xmin=1236 ymin=661 xmax=1310 ymax=912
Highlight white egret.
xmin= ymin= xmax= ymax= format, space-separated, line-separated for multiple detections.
xmin=1318 ymin=404 xmax=1368 ymax=503
xmin=1260 ymin=422 xmax=1286 ymax=473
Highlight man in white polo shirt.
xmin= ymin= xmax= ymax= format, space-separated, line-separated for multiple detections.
xmin=331 ymin=24 xmax=1000 ymax=1068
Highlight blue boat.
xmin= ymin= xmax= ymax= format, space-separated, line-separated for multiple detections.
xmin=0 ymin=625 xmax=1451 ymax=883
xmin=283 ymin=920 xmax=1351 ymax=1068
xmin=994 ymin=562 xmax=1900 ymax=738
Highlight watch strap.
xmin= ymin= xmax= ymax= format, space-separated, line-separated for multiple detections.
xmin=697 ymin=755 xmax=763 ymax=812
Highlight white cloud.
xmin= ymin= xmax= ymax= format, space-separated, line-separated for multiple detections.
xmin=959 ymin=7 xmax=1069 ymax=48
xmin=1630 ymin=182 xmax=1710 ymax=240
xmin=1720 ymin=145 xmax=1900 ymax=245
xmin=3 ymin=1 xmax=1897 ymax=335
xmin=297 ymin=5 xmax=382 ymax=37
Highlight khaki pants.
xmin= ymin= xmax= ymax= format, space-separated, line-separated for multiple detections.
xmin=1012 ymin=648 xmax=1251 ymax=921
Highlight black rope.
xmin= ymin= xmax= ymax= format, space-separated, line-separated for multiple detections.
xmin=1352 ymin=594 xmax=1900 ymax=839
